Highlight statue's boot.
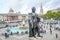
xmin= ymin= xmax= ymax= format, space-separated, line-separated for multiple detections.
xmin=33 ymin=35 xmax=36 ymax=38
xmin=29 ymin=35 xmax=33 ymax=37
xmin=37 ymin=35 xmax=43 ymax=38
xmin=29 ymin=33 xmax=34 ymax=37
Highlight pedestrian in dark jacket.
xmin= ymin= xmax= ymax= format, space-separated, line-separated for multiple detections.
xmin=56 ymin=33 xmax=58 ymax=38
xmin=5 ymin=33 xmax=9 ymax=38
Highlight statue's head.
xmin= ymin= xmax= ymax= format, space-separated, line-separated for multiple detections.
xmin=32 ymin=7 xmax=36 ymax=13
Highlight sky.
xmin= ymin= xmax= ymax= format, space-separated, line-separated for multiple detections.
xmin=0 ymin=0 xmax=60 ymax=14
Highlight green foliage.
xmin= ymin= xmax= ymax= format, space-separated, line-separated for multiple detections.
xmin=42 ymin=10 xmax=60 ymax=19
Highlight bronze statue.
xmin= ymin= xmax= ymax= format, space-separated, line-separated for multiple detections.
xmin=28 ymin=7 xmax=40 ymax=37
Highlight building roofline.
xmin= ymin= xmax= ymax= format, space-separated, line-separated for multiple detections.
xmin=0 ymin=13 xmax=28 ymax=16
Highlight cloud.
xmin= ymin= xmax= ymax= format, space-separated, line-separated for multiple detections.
xmin=0 ymin=0 xmax=19 ymax=13
xmin=44 ymin=0 xmax=60 ymax=10
xmin=0 ymin=0 xmax=60 ymax=14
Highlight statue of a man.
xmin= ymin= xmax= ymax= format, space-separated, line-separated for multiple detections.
xmin=28 ymin=7 xmax=40 ymax=37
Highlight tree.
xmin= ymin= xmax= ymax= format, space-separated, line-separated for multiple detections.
xmin=42 ymin=10 xmax=60 ymax=19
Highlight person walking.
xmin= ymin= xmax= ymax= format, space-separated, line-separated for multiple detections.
xmin=5 ymin=32 xmax=9 ymax=38
xmin=50 ymin=28 xmax=52 ymax=34
xmin=56 ymin=33 xmax=58 ymax=38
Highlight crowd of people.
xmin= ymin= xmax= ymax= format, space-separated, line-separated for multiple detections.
xmin=39 ymin=22 xmax=59 ymax=39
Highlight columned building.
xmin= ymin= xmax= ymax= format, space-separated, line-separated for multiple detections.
xmin=0 ymin=8 xmax=28 ymax=23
